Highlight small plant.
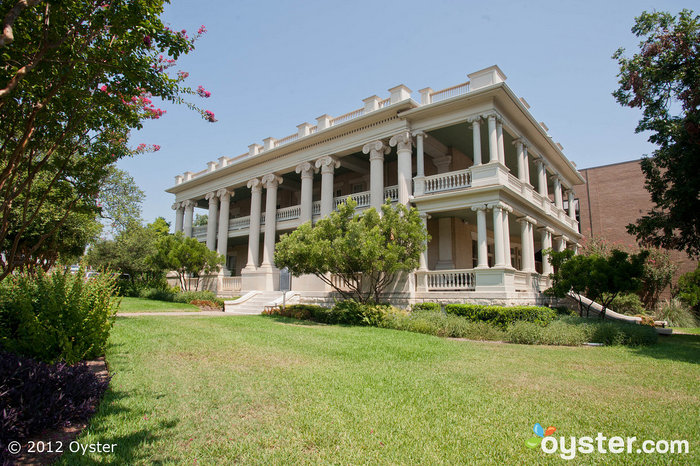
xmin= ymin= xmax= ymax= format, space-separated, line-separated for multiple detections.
xmin=655 ymin=299 xmax=698 ymax=328
xmin=0 ymin=352 xmax=110 ymax=463
xmin=412 ymin=302 xmax=441 ymax=312
xmin=609 ymin=293 xmax=647 ymax=316
xmin=675 ymin=265 xmax=700 ymax=317
xmin=444 ymin=304 xmax=557 ymax=329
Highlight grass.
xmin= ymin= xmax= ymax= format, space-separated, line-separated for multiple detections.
xmin=117 ymin=297 xmax=199 ymax=313
xmin=673 ymin=327 xmax=700 ymax=335
xmin=60 ymin=316 xmax=699 ymax=464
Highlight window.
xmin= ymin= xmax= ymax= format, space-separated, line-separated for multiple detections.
xmin=336 ymin=188 xmax=343 ymax=197
xmin=351 ymin=183 xmax=365 ymax=194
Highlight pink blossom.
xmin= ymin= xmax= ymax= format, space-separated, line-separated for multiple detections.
xmin=153 ymin=145 xmax=161 ymax=151
xmin=196 ymin=85 xmax=211 ymax=98
xmin=177 ymin=70 xmax=189 ymax=79
xmin=99 ymin=85 xmax=108 ymax=92
xmin=143 ymin=35 xmax=152 ymax=48
xmin=197 ymin=25 xmax=207 ymax=34
xmin=204 ymin=110 xmax=217 ymax=122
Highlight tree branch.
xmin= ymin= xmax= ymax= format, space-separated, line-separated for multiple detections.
xmin=0 ymin=0 xmax=43 ymax=47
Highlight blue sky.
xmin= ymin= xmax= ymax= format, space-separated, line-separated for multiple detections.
xmin=119 ymin=0 xmax=691 ymax=226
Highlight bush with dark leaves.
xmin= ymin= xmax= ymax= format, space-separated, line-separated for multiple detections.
xmin=0 ymin=352 xmax=109 ymax=462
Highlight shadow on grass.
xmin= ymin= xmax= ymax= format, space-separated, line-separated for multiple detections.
xmin=264 ymin=315 xmax=328 ymax=326
xmin=631 ymin=334 xmax=700 ymax=364
xmin=57 ymin=388 xmax=179 ymax=465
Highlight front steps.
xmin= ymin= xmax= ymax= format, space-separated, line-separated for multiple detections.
xmin=224 ymin=291 xmax=299 ymax=314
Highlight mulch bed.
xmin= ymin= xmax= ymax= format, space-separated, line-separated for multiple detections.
xmin=11 ymin=358 xmax=109 ymax=466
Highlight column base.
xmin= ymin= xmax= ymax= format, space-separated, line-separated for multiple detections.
xmin=241 ymin=265 xmax=279 ymax=292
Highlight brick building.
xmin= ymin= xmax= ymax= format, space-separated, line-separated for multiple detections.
xmin=573 ymin=159 xmax=697 ymax=283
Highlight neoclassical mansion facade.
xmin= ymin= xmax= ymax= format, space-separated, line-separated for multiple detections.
xmin=168 ymin=66 xmax=583 ymax=307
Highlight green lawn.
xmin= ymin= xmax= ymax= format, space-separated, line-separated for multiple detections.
xmin=673 ymin=327 xmax=700 ymax=335
xmin=61 ymin=316 xmax=699 ymax=464
xmin=117 ymin=297 xmax=199 ymax=313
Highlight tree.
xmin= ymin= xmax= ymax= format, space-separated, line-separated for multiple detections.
xmin=546 ymin=249 xmax=648 ymax=319
xmin=0 ymin=0 xmax=216 ymax=281
xmin=275 ymin=200 xmax=428 ymax=303
xmin=193 ymin=214 xmax=208 ymax=227
xmin=613 ymin=10 xmax=700 ymax=258
xmin=98 ymin=166 xmax=145 ymax=233
xmin=148 ymin=232 xmax=223 ymax=290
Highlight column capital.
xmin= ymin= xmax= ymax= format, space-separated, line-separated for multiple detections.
xmin=362 ymin=140 xmax=390 ymax=160
xmin=389 ymin=131 xmax=413 ymax=151
xmin=181 ymin=199 xmax=195 ymax=208
xmin=261 ymin=173 xmax=283 ymax=189
xmin=483 ymin=110 xmax=503 ymax=122
xmin=205 ymin=191 xmax=218 ymax=202
xmin=247 ymin=177 xmax=262 ymax=192
xmin=565 ymin=188 xmax=575 ymax=196
xmin=486 ymin=201 xmax=512 ymax=212
xmin=412 ymin=130 xmax=426 ymax=138
xmin=171 ymin=202 xmax=182 ymax=210
xmin=295 ymin=161 xmax=317 ymax=178
xmin=538 ymin=226 xmax=555 ymax=234
xmin=470 ymin=204 xmax=487 ymax=212
xmin=418 ymin=211 xmax=431 ymax=220
xmin=315 ymin=155 xmax=340 ymax=174
xmin=516 ymin=216 xmax=537 ymax=225
xmin=467 ymin=115 xmax=482 ymax=124
xmin=216 ymin=188 xmax=233 ymax=199
xmin=555 ymin=235 xmax=570 ymax=243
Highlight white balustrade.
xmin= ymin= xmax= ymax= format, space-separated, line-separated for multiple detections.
xmin=424 ymin=169 xmax=472 ymax=194
xmin=334 ymin=191 xmax=371 ymax=209
xmin=221 ymin=276 xmax=241 ymax=292
xmin=418 ymin=269 xmax=476 ymax=291
xmin=192 ymin=225 xmax=207 ymax=240
xmin=332 ymin=108 xmax=364 ymax=125
xmin=378 ymin=98 xmax=391 ymax=109
xmin=430 ymin=82 xmax=470 ymax=104
xmin=384 ymin=185 xmax=398 ymax=202
xmin=330 ymin=273 xmax=361 ymax=292
xmin=276 ymin=205 xmax=301 ymax=221
xmin=276 ymin=133 xmax=298 ymax=146
xmin=228 ymin=216 xmax=251 ymax=231
xmin=312 ymin=201 xmax=321 ymax=216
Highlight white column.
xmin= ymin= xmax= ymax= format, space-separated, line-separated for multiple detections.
xmin=515 ymin=139 xmax=527 ymax=182
xmin=554 ymin=177 xmax=563 ymax=209
xmin=496 ymin=119 xmax=505 ymax=165
xmin=183 ymin=200 xmax=194 ymax=238
xmin=414 ymin=131 xmax=425 ymax=196
xmin=471 ymin=118 xmax=482 ymax=165
xmin=524 ymin=146 xmax=531 ymax=184
xmin=315 ymin=156 xmax=339 ymax=217
xmin=472 ymin=206 xmax=488 ymax=268
xmin=435 ymin=217 xmax=454 ymax=270
xmin=295 ymin=162 xmax=315 ymax=223
xmin=492 ymin=204 xmax=505 ymax=267
xmin=527 ymin=222 xmax=536 ymax=272
xmin=363 ymin=141 xmax=389 ymax=209
xmin=540 ymin=228 xmax=553 ymax=275
xmin=537 ymin=160 xmax=548 ymax=198
xmin=205 ymin=192 xmax=219 ymax=251
xmin=172 ymin=203 xmax=184 ymax=233
xmin=389 ymin=131 xmax=413 ymax=206
xmin=502 ymin=206 xmax=512 ymax=268
xmin=245 ymin=179 xmax=262 ymax=270
xmin=216 ymin=188 xmax=231 ymax=259
xmin=419 ymin=212 xmax=429 ymax=270
xmin=260 ymin=173 xmax=282 ymax=268
xmin=567 ymin=190 xmax=576 ymax=218
xmin=487 ymin=115 xmax=498 ymax=163
xmin=555 ymin=235 xmax=567 ymax=252
xmin=518 ymin=218 xmax=534 ymax=272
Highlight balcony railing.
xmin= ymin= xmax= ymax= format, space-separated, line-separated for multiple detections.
xmin=417 ymin=269 xmax=476 ymax=291
xmin=192 ymin=225 xmax=207 ymax=240
xmin=221 ymin=276 xmax=241 ymax=292
xmin=229 ymin=216 xmax=251 ymax=231
xmin=424 ymin=169 xmax=472 ymax=194
xmin=430 ymin=82 xmax=470 ymax=104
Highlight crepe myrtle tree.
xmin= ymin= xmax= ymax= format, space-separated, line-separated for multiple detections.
xmin=545 ymin=248 xmax=648 ymax=319
xmin=148 ymin=232 xmax=224 ymax=291
xmin=275 ymin=199 xmax=429 ymax=304
xmin=0 ymin=0 xmax=217 ymax=280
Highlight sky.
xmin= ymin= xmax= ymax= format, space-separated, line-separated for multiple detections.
xmin=118 ymin=0 xmax=692 ymax=226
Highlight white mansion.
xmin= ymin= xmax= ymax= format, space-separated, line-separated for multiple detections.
xmin=168 ymin=66 xmax=583 ymax=307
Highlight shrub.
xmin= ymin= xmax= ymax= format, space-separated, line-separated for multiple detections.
xmin=610 ymin=293 xmax=647 ymax=316
xmin=507 ymin=317 xmax=657 ymax=346
xmin=444 ymin=304 xmax=557 ymax=329
xmin=0 ymin=352 xmax=110 ymax=463
xmin=380 ymin=310 xmax=507 ymax=341
xmin=507 ymin=320 xmax=588 ymax=346
xmin=675 ymin=265 xmax=700 ymax=317
xmin=173 ymin=290 xmax=224 ymax=307
xmin=0 ymin=270 xmax=119 ymax=364
xmin=655 ymin=299 xmax=698 ymax=328
xmin=189 ymin=300 xmax=222 ymax=310
xmin=139 ymin=287 xmax=177 ymax=301
xmin=412 ymin=302 xmax=441 ymax=312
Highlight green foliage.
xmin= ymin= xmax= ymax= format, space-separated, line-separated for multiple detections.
xmin=264 ymin=302 xmax=392 ymax=327
xmin=444 ymin=304 xmax=557 ymax=329
xmin=655 ymin=299 xmax=698 ymax=327
xmin=172 ymin=290 xmax=223 ymax=308
xmin=507 ymin=317 xmax=658 ymax=346
xmin=98 ymin=166 xmax=145 ymax=233
xmin=412 ymin=302 xmax=441 ymax=312
xmin=675 ymin=264 xmax=700 ymax=316
xmin=0 ymin=270 xmax=119 ymax=363
xmin=275 ymin=199 xmax=428 ymax=303
xmin=379 ymin=310 xmax=508 ymax=340
xmin=148 ymin=232 xmax=224 ymax=290
xmin=0 ymin=0 xmax=211 ymax=280
xmin=86 ymin=218 xmax=170 ymax=291
xmin=613 ymin=9 xmax=700 ymax=258
xmin=546 ymin=248 xmax=647 ymax=318
xmin=610 ymin=293 xmax=647 ymax=316
xmin=193 ymin=214 xmax=208 ymax=227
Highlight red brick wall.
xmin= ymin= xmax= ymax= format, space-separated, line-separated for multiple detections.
xmin=574 ymin=159 xmax=697 ymax=289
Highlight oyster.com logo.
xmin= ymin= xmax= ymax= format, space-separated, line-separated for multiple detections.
xmin=525 ymin=423 xmax=556 ymax=448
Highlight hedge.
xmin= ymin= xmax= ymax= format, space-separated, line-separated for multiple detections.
xmin=412 ymin=302 xmax=441 ymax=312
xmin=444 ymin=304 xmax=556 ymax=329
